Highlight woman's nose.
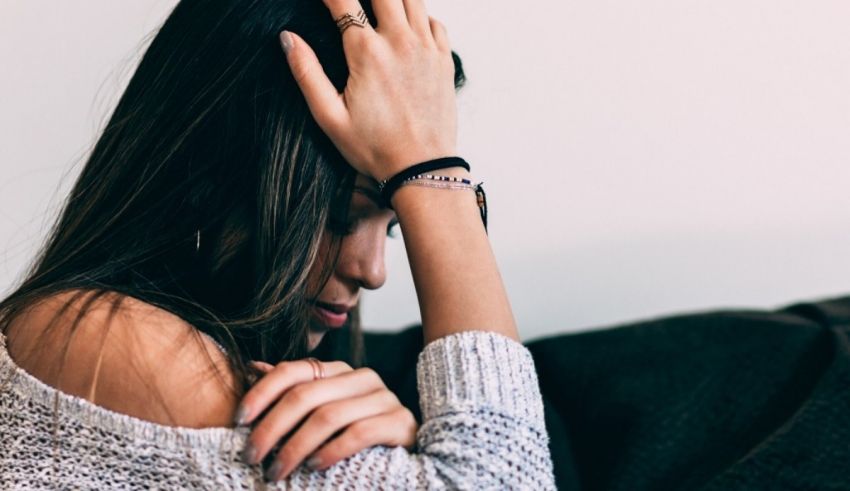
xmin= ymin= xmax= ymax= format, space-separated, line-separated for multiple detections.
xmin=339 ymin=229 xmax=387 ymax=291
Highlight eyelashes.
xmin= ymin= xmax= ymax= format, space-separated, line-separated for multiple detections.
xmin=328 ymin=217 xmax=400 ymax=238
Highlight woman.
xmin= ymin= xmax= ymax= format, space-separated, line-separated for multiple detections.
xmin=0 ymin=0 xmax=556 ymax=488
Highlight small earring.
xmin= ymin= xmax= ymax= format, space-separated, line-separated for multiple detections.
xmin=195 ymin=229 xmax=201 ymax=252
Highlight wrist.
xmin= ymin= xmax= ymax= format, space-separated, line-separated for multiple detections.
xmin=379 ymin=158 xmax=471 ymax=205
xmin=391 ymin=168 xmax=478 ymax=219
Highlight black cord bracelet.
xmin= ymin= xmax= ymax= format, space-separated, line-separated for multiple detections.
xmin=378 ymin=156 xmax=471 ymax=207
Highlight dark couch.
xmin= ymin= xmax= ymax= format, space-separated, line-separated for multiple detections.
xmin=313 ymin=294 xmax=850 ymax=490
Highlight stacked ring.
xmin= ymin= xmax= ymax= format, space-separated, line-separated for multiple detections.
xmin=334 ymin=9 xmax=369 ymax=35
xmin=305 ymin=357 xmax=325 ymax=381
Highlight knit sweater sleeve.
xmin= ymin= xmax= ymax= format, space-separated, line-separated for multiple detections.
xmin=281 ymin=330 xmax=556 ymax=489
xmin=0 ymin=330 xmax=556 ymax=490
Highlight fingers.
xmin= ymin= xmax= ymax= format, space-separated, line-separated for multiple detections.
xmin=373 ymin=0 xmax=431 ymax=39
xmin=429 ymin=17 xmax=450 ymax=52
xmin=325 ymin=0 xmax=430 ymax=40
xmin=371 ymin=0 xmax=407 ymax=32
xmin=322 ymin=0 xmax=376 ymax=40
xmin=250 ymin=361 xmax=275 ymax=374
xmin=244 ymin=367 xmax=386 ymax=464
xmin=238 ymin=358 xmax=351 ymax=425
xmin=309 ymin=407 xmax=418 ymax=471
xmin=279 ymin=31 xmax=348 ymax=136
xmin=401 ymin=0 xmax=430 ymax=37
xmin=265 ymin=389 xmax=403 ymax=481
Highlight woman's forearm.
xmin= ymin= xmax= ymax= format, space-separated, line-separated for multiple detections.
xmin=392 ymin=167 xmax=518 ymax=344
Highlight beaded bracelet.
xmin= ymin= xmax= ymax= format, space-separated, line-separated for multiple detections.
xmin=378 ymin=156 xmax=471 ymax=206
xmin=378 ymin=157 xmax=487 ymax=232
xmin=399 ymin=175 xmax=488 ymax=232
xmin=400 ymin=180 xmax=477 ymax=191
xmin=404 ymin=173 xmax=474 ymax=186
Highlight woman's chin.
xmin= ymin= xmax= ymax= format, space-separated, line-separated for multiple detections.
xmin=308 ymin=329 xmax=326 ymax=351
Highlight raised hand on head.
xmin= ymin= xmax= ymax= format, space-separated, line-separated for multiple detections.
xmin=278 ymin=0 xmax=457 ymax=182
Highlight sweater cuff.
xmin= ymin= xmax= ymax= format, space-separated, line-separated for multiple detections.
xmin=416 ymin=330 xmax=545 ymax=424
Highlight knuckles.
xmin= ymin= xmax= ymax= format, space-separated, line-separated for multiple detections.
xmin=345 ymin=420 xmax=372 ymax=444
xmin=332 ymin=360 xmax=353 ymax=372
xmin=288 ymin=59 xmax=313 ymax=86
xmin=392 ymin=408 xmax=418 ymax=446
xmin=311 ymin=405 xmax=341 ymax=428
xmin=353 ymin=367 xmax=383 ymax=387
xmin=377 ymin=388 xmax=401 ymax=408
xmin=399 ymin=407 xmax=417 ymax=429
xmin=273 ymin=360 xmax=295 ymax=374
xmin=393 ymin=34 xmax=422 ymax=56
xmin=284 ymin=383 xmax=311 ymax=407
xmin=353 ymin=34 xmax=384 ymax=59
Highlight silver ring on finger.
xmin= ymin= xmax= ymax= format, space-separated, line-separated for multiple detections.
xmin=334 ymin=9 xmax=369 ymax=35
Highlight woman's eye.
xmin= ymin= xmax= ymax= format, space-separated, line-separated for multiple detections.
xmin=328 ymin=216 xmax=359 ymax=236
xmin=330 ymin=214 xmax=398 ymax=238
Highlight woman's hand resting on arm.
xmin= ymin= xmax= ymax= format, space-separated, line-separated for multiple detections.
xmin=237 ymin=359 xmax=417 ymax=481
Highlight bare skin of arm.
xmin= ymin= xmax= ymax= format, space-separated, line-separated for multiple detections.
xmin=391 ymin=167 xmax=518 ymax=344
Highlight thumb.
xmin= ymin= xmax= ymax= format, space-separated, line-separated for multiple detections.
xmin=279 ymin=30 xmax=347 ymax=132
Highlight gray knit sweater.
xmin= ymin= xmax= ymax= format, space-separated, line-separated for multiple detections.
xmin=0 ymin=329 xmax=556 ymax=490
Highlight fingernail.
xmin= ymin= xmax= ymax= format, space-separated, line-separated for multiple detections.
xmin=279 ymin=31 xmax=293 ymax=54
xmin=242 ymin=443 xmax=258 ymax=465
xmin=233 ymin=404 xmax=249 ymax=426
xmin=266 ymin=460 xmax=283 ymax=481
xmin=306 ymin=456 xmax=322 ymax=469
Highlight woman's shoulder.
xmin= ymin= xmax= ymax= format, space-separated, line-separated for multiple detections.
xmin=3 ymin=288 xmax=238 ymax=428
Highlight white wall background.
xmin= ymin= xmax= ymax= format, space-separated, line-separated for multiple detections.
xmin=1 ymin=1 xmax=848 ymax=342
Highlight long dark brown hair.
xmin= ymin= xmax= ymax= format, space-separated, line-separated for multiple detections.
xmin=0 ymin=0 xmax=466 ymax=401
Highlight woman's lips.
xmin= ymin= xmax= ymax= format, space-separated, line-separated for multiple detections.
xmin=311 ymin=304 xmax=349 ymax=328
